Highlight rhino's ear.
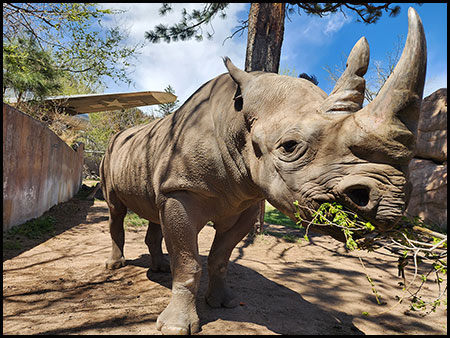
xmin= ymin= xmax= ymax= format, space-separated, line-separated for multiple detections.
xmin=318 ymin=37 xmax=370 ymax=114
xmin=223 ymin=56 xmax=252 ymax=89
xmin=223 ymin=57 xmax=252 ymax=111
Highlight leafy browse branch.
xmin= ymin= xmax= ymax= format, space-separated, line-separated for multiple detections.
xmin=293 ymin=201 xmax=447 ymax=315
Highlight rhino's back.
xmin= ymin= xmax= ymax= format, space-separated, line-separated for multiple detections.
xmin=101 ymin=73 xmax=245 ymax=221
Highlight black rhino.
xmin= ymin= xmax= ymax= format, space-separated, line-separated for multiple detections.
xmin=100 ymin=7 xmax=426 ymax=334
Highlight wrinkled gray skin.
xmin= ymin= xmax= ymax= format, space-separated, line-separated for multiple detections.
xmin=100 ymin=8 xmax=426 ymax=335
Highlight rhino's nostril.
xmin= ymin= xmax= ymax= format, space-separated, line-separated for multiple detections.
xmin=346 ymin=187 xmax=370 ymax=207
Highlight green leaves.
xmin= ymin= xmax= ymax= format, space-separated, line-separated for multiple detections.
xmin=3 ymin=3 xmax=141 ymax=96
xmin=302 ymin=201 xmax=371 ymax=251
xmin=292 ymin=199 xmax=447 ymax=315
xmin=365 ymin=221 xmax=375 ymax=231
xmin=3 ymin=36 xmax=62 ymax=102
xmin=145 ymin=3 xmax=230 ymax=44
xmin=154 ymin=85 xmax=181 ymax=117
xmin=287 ymin=3 xmax=401 ymax=25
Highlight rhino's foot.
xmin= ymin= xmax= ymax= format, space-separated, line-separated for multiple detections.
xmin=149 ymin=256 xmax=171 ymax=273
xmin=105 ymin=256 xmax=126 ymax=269
xmin=156 ymin=296 xmax=200 ymax=335
xmin=206 ymin=285 xmax=239 ymax=308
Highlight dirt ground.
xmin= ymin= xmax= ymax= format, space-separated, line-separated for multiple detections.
xmin=3 ymin=196 xmax=447 ymax=335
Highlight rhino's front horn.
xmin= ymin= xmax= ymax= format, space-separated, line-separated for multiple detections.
xmin=355 ymin=7 xmax=427 ymax=145
xmin=319 ymin=36 xmax=370 ymax=114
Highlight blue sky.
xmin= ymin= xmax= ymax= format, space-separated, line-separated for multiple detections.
xmin=102 ymin=3 xmax=447 ymax=113
xmin=279 ymin=2 xmax=447 ymax=95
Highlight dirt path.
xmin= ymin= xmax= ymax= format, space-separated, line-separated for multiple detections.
xmin=3 ymin=197 xmax=447 ymax=335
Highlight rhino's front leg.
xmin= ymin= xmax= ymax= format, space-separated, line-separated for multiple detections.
xmin=156 ymin=195 xmax=203 ymax=335
xmin=206 ymin=203 xmax=260 ymax=308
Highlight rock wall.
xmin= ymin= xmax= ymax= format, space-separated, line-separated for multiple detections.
xmin=405 ymin=88 xmax=447 ymax=230
xmin=3 ymin=103 xmax=84 ymax=231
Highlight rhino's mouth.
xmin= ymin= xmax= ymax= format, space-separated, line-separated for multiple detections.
xmin=297 ymin=196 xmax=403 ymax=245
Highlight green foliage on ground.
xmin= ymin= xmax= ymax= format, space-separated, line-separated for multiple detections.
xmin=5 ymin=215 xmax=56 ymax=239
xmin=264 ymin=204 xmax=297 ymax=228
xmin=124 ymin=211 xmax=148 ymax=229
xmin=3 ymin=215 xmax=56 ymax=252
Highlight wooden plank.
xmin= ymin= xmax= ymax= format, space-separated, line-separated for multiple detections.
xmin=44 ymin=91 xmax=177 ymax=115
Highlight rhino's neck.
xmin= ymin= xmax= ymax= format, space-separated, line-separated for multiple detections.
xmin=211 ymin=74 xmax=264 ymax=203
xmin=174 ymin=73 xmax=263 ymax=207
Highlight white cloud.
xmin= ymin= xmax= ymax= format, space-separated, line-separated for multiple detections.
xmin=291 ymin=11 xmax=352 ymax=44
xmin=100 ymin=3 xmax=248 ymax=111
xmin=324 ymin=12 xmax=352 ymax=35
xmin=280 ymin=10 xmax=352 ymax=74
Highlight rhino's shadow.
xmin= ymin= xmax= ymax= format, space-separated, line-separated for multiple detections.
xmin=140 ymin=253 xmax=364 ymax=335
xmin=135 ymin=248 xmax=443 ymax=335
xmin=201 ymin=259 xmax=365 ymax=335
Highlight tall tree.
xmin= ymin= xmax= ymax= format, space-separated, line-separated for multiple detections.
xmin=145 ymin=3 xmax=402 ymax=73
xmin=153 ymin=85 xmax=180 ymax=117
xmin=244 ymin=3 xmax=286 ymax=231
xmin=245 ymin=3 xmax=285 ymax=72
xmin=3 ymin=3 xmax=141 ymax=94
xmin=3 ymin=35 xmax=62 ymax=104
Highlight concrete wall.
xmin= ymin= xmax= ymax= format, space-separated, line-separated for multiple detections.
xmin=3 ymin=103 xmax=84 ymax=231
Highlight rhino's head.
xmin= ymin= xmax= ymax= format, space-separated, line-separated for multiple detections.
xmin=224 ymin=8 xmax=426 ymax=233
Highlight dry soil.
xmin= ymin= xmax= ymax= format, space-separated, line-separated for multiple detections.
xmin=3 ymin=197 xmax=447 ymax=335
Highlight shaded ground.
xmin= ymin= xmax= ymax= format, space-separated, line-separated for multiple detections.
xmin=3 ymin=196 xmax=447 ymax=335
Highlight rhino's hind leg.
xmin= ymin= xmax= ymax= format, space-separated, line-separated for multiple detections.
xmin=105 ymin=194 xmax=127 ymax=269
xmin=145 ymin=222 xmax=170 ymax=272
xmin=206 ymin=203 xmax=260 ymax=308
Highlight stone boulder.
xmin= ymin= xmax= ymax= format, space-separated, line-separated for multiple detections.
xmin=414 ymin=88 xmax=447 ymax=162
xmin=405 ymin=88 xmax=447 ymax=230
xmin=405 ymin=159 xmax=447 ymax=228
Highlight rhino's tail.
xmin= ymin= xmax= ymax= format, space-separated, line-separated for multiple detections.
xmin=98 ymin=155 xmax=106 ymax=191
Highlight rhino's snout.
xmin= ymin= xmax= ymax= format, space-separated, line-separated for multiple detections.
xmin=336 ymin=176 xmax=399 ymax=230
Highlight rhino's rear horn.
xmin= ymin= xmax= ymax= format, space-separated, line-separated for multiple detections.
xmin=318 ymin=36 xmax=370 ymax=114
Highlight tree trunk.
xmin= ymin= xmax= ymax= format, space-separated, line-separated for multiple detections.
xmin=245 ymin=3 xmax=286 ymax=73
xmin=245 ymin=3 xmax=286 ymax=234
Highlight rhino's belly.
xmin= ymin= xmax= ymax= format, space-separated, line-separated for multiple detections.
xmin=106 ymin=124 xmax=162 ymax=223
xmin=109 ymin=158 xmax=160 ymax=223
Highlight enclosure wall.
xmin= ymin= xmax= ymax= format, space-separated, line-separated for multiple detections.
xmin=3 ymin=103 xmax=84 ymax=231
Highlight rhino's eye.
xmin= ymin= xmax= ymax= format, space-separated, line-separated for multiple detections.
xmin=277 ymin=138 xmax=307 ymax=163
xmin=281 ymin=140 xmax=298 ymax=153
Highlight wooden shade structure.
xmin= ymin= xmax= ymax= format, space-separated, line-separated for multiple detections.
xmin=44 ymin=91 xmax=177 ymax=115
